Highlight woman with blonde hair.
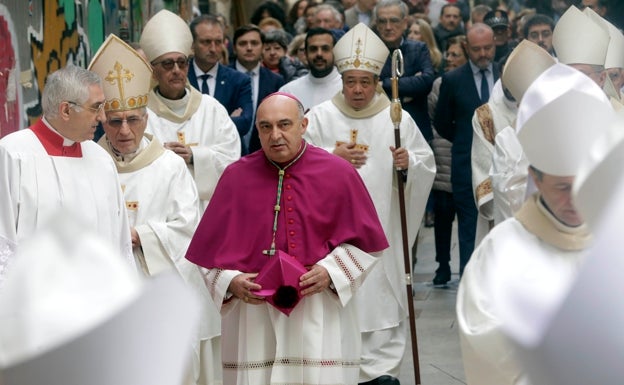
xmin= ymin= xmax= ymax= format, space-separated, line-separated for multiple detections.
xmin=287 ymin=33 xmax=308 ymax=66
xmin=408 ymin=17 xmax=443 ymax=73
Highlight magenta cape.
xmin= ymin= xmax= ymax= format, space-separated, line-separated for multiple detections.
xmin=185 ymin=144 xmax=389 ymax=272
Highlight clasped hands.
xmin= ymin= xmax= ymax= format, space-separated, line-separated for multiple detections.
xmin=164 ymin=142 xmax=193 ymax=164
xmin=334 ymin=142 xmax=409 ymax=170
xmin=229 ymin=265 xmax=332 ymax=304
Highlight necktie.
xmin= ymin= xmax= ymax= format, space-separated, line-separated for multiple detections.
xmin=247 ymin=71 xmax=257 ymax=108
xmin=199 ymin=74 xmax=210 ymax=95
xmin=480 ymin=69 xmax=489 ymax=103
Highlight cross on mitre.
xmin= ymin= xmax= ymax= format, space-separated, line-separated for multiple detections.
xmin=105 ymin=61 xmax=134 ymax=110
xmin=335 ymin=129 xmax=369 ymax=152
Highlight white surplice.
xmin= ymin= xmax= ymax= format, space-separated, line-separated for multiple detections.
xmin=204 ymin=244 xmax=378 ymax=385
xmin=0 ymin=127 xmax=133 ymax=284
xmin=490 ymin=126 xmax=530 ymax=224
xmin=457 ymin=195 xmax=589 ymax=385
xmin=99 ymin=134 xmax=221 ymax=385
xmin=305 ymin=95 xmax=435 ymax=378
xmin=146 ymin=87 xmax=241 ymax=210
xmin=279 ymin=67 xmax=343 ymax=111
xmin=471 ymin=80 xmax=518 ymax=243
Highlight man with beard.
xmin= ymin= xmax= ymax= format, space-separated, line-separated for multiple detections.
xmin=279 ymin=28 xmax=342 ymax=111
xmin=522 ymin=14 xmax=555 ymax=56
xmin=434 ymin=23 xmax=499 ymax=277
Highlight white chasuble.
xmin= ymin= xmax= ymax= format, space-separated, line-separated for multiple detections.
xmin=100 ymin=135 xmax=221 ymax=385
xmin=471 ymin=80 xmax=518 ymax=243
xmin=146 ymin=88 xmax=241 ymax=211
xmin=305 ymin=98 xmax=436 ymax=331
xmin=457 ymin=197 xmax=588 ymax=385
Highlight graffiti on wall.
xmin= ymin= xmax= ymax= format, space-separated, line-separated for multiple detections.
xmin=0 ymin=5 xmax=21 ymax=137
xmin=26 ymin=0 xmax=92 ymax=123
xmin=0 ymin=0 xmax=193 ymax=137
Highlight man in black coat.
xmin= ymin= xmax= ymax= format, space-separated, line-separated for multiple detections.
xmin=376 ymin=0 xmax=435 ymax=142
xmin=434 ymin=23 xmax=500 ymax=277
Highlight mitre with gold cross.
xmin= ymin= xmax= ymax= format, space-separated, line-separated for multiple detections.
xmin=88 ymin=34 xmax=151 ymax=112
xmin=334 ymin=22 xmax=389 ymax=76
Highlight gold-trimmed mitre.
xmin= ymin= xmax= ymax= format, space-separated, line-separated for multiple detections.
xmin=553 ymin=6 xmax=609 ymax=66
xmin=88 ymin=34 xmax=151 ymax=112
xmin=139 ymin=10 xmax=193 ymax=63
xmin=333 ymin=23 xmax=389 ymax=76
xmin=502 ymin=40 xmax=556 ymax=103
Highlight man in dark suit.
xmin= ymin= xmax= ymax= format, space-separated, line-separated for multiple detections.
xmin=434 ymin=23 xmax=499 ymax=277
xmin=229 ymin=25 xmax=286 ymax=154
xmin=376 ymin=0 xmax=435 ymax=142
xmin=188 ymin=15 xmax=253 ymax=152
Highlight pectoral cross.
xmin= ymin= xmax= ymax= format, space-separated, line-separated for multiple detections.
xmin=105 ymin=62 xmax=133 ymax=109
xmin=336 ymin=129 xmax=369 ymax=152
xmin=177 ymin=132 xmax=198 ymax=146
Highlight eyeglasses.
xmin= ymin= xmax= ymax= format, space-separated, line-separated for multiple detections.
xmin=151 ymin=58 xmax=189 ymax=71
xmin=67 ymin=101 xmax=105 ymax=114
xmin=106 ymin=115 xmax=146 ymax=129
xmin=376 ymin=17 xmax=402 ymax=26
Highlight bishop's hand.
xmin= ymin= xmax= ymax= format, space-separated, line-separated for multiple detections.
xmin=229 ymin=273 xmax=264 ymax=304
xmin=334 ymin=142 xmax=367 ymax=169
xmin=299 ymin=265 xmax=331 ymax=297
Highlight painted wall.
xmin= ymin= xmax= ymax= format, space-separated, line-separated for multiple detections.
xmin=0 ymin=0 xmax=192 ymax=138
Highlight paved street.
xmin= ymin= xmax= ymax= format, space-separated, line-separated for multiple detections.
xmin=398 ymin=222 xmax=466 ymax=385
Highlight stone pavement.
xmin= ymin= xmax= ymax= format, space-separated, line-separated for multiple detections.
xmin=398 ymin=221 xmax=466 ymax=385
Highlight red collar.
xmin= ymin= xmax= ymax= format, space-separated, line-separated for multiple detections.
xmin=30 ymin=119 xmax=83 ymax=158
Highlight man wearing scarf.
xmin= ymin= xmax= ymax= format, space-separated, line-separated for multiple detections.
xmin=456 ymin=63 xmax=616 ymax=385
xmin=305 ymin=23 xmax=436 ymax=385
xmin=186 ymin=92 xmax=389 ymax=385
xmin=139 ymin=10 xmax=240 ymax=212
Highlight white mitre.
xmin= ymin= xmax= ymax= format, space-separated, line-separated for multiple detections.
xmin=88 ymin=34 xmax=152 ymax=112
xmin=516 ymin=63 xmax=614 ymax=176
xmin=139 ymin=9 xmax=193 ymax=62
xmin=573 ymin=110 xmax=624 ymax=230
xmin=583 ymin=7 xmax=624 ymax=69
xmin=553 ymin=6 xmax=609 ymax=66
xmin=0 ymin=214 xmax=199 ymax=385
xmin=334 ymin=22 xmax=389 ymax=75
xmin=502 ymin=40 xmax=557 ymax=103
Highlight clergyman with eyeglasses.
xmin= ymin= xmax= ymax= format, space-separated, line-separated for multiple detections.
xmin=0 ymin=64 xmax=134 ymax=284
xmin=89 ymin=33 xmax=218 ymax=385
xmin=139 ymin=10 xmax=241 ymax=212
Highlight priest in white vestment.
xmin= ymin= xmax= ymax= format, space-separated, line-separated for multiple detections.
xmin=491 ymin=7 xmax=612 ymax=225
xmin=139 ymin=10 xmax=240 ymax=211
xmin=471 ymin=40 xmax=556 ymax=242
xmin=0 ymin=65 xmax=133 ymax=285
xmin=457 ymin=63 xmax=616 ymax=385
xmin=279 ymin=27 xmax=342 ymax=111
xmin=305 ymin=23 xmax=436 ymax=384
xmin=89 ymin=34 xmax=221 ymax=385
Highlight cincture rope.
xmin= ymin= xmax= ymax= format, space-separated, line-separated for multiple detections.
xmin=263 ymin=142 xmax=307 ymax=257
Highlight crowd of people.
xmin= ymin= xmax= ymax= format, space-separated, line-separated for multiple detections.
xmin=1 ymin=0 xmax=624 ymax=384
